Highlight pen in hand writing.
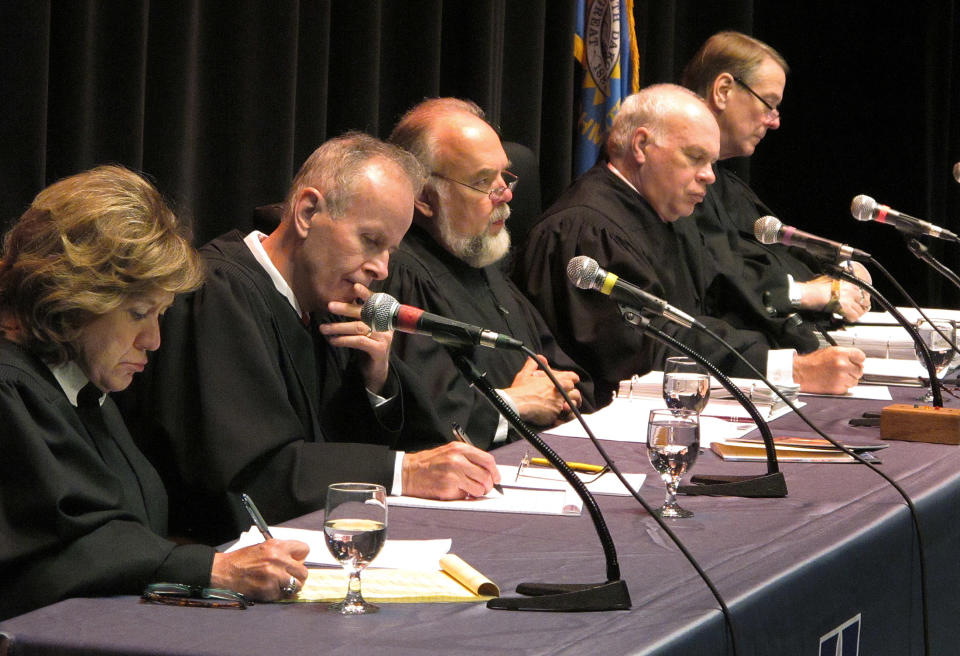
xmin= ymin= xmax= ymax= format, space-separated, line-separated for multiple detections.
xmin=450 ymin=423 xmax=504 ymax=495
xmin=240 ymin=492 xmax=273 ymax=541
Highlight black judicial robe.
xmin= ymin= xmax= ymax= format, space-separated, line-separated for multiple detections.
xmin=123 ymin=231 xmax=445 ymax=545
xmin=516 ymin=164 xmax=816 ymax=402
xmin=381 ymin=224 xmax=596 ymax=449
xmin=0 ymin=340 xmax=212 ymax=621
xmin=693 ymin=165 xmax=825 ymax=316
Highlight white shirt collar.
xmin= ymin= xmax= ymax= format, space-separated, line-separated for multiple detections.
xmin=48 ymin=359 xmax=103 ymax=407
xmin=243 ymin=230 xmax=305 ymax=319
xmin=607 ymin=161 xmax=641 ymax=195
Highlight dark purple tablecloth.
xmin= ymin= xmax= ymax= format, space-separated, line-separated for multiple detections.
xmin=1 ymin=387 xmax=956 ymax=656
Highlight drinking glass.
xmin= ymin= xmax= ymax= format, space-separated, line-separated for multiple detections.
xmin=915 ymin=319 xmax=956 ymax=402
xmin=646 ymin=409 xmax=699 ymax=518
xmin=324 ymin=482 xmax=388 ymax=614
xmin=662 ymin=356 xmax=711 ymax=413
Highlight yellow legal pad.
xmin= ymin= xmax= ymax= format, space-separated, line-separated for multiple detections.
xmin=288 ymin=554 xmax=500 ymax=603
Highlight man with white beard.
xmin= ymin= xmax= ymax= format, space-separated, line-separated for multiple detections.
xmin=384 ymin=98 xmax=595 ymax=450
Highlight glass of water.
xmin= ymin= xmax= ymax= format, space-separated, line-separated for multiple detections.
xmin=914 ymin=319 xmax=956 ymax=402
xmin=646 ymin=409 xmax=699 ymax=518
xmin=324 ymin=482 xmax=388 ymax=614
xmin=662 ymin=356 xmax=710 ymax=413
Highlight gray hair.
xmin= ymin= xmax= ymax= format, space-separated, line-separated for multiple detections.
xmin=285 ymin=132 xmax=425 ymax=219
xmin=606 ymin=84 xmax=708 ymax=159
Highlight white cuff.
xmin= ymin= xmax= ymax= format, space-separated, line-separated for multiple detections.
xmin=766 ymin=349 xmax=797 ymax=386
xmin=492 ymin=389 xmax=519 ymax=445
xmin=391 ymin=451 xmax=405 ymax=496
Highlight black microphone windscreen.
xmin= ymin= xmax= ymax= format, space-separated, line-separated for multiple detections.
xmin=361 ymin=293 xmax=398 ymax=332
xmin=754 ymin=216 xmax=781 ymax=244
xmin=850 ymin=194 xmax=876 ymax=222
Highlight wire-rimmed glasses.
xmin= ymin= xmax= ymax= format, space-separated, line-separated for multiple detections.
xmin=431 ymin=170 xmax=518 ymax=203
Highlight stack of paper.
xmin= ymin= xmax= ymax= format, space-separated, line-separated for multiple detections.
xmin=228 ymin=527 xmax=499 ymax=603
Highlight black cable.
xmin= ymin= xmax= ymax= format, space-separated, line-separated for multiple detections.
xmin=519 ymin=344 xmax=740 ymax=655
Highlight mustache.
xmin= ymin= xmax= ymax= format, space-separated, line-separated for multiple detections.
xmin=489 ymin=203 xmax=511 ymax=224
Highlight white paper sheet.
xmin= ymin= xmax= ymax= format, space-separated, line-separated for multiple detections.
xmin=497 ymin=464 xmax=645 ymax=496
xmin=227 ymin=526 xmax=452 ymax=570
xmin=388 ymin=486 xmax=582 ymax=516
xmin=545 ymin=395 xmax=798 ymax=446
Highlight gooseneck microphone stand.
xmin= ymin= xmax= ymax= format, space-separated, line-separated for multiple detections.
xmin=828 ymin=264 xmax=944 ymax=407
xmin=447 ymin=350 xmax=631 ymax=612
xmin=908 ymin=238 xmax=960 ymax=293
xmin=616 ymin=307 xmax=787 ymax=497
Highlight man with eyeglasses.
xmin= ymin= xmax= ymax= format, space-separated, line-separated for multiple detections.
xmin=683 ymin=32 xmax=871 ymax=324
xmin=384 ymin=98 xmax=594 ymax=449
xmin=517 ymin=84 xmax=864 ymax=401
xmin=681 ymin=31 xmax=868 ymax=393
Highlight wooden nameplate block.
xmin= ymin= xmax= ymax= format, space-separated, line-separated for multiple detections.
xmin=880 ymin=404 xmax=960 ymax=444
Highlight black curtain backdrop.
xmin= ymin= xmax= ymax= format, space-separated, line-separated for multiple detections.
xmin=2 ymin=0 xmax=958 ymax=307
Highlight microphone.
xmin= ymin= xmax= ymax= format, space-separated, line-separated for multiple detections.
xmin=566 ymin=255 xmax=700 ymax=329
xmin=754 ymin=215 xmax=872 ymax=262
xmin=850 ymin=194 xmax=959 ymax=242
xmin=361 ymin=292 xmax=524 ymax=350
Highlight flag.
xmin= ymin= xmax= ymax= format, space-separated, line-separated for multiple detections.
xmin=573 ymin=0 xmax=640 ymax=176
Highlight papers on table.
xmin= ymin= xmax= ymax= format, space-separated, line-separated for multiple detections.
xmin=828 ymin=307 xmax=960 ymax=360
xmin=548 ymin=372 xmax=801 ymax=446
xmin=229 ymin=528 xmax=500 ymax=603
xmin=389 ymin=485 xmax=583 ymax=516
xmin=497 ymin=464 xmax=645 ymax=497
xmin=228 ymin=526 xmax=452 ymax=570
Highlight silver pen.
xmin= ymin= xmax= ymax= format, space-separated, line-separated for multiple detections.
xmin=240 ymin=492 xmax=273 ymax=540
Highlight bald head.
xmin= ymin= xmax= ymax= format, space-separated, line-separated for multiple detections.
xmin=607 ymin=84 xmax=719 ymax=222
xmin=390 ymin=98 xmax=514 ymax=268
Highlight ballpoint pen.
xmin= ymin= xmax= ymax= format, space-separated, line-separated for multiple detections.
xmin=240 ymin=492 xmax=273 ymax=541
xmin=451 ymin=423 xmax=504 ymax=494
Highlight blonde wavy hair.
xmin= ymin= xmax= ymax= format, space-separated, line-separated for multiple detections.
xmin=0 ymin=164 xmax=204 ymax=364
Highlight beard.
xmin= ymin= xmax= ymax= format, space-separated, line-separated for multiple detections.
xmin=436 ymin=203 xmax=512 ymax=268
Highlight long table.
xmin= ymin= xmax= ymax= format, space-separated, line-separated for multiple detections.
xmin=2 ymin=388 xmax=958 ymax=655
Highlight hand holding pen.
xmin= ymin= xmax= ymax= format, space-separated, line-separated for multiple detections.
xmin=451 ymin=423 xmax=504 ymax=495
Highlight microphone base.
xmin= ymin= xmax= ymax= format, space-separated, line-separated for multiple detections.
xmin=679 ymin=472 xmax=788 ymax=498
xmin=880 ymin=403 xmax=960 ymax=444
xmin=487 ymin=580 xmax=631 ymax=612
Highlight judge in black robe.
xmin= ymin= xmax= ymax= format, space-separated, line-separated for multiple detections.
xmin=124 ymin=231 xmax=447 ymax=545
xmin=383 ymin=224 xmax=596 ymax=448
xmin=517 ymin=164 xmax=818 ymax=401
xmin=1 ymin=164 xmax=307 ymax=620
xmin=0 ymin=340 xmax=212 ymax=620
xmin=693 ymin=164 xmax=842 ymax=322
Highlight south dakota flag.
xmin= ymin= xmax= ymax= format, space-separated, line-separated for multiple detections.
xmin=573 ymin=0 xmax=640 ymax=175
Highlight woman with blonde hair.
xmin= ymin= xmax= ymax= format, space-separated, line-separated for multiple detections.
xmin=0 ymin=165 xmax=307 ymax=620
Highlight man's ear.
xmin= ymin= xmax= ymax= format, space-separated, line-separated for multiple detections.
xmin=711 ymin=73 xmax=735 ymax=112
xmin=293 ymin=187 xmax=324 ymax=238
xmin=631 ymin=127 xmax=651 ymax=165
xmin=414 ymin=187 xmax=436 ymax=218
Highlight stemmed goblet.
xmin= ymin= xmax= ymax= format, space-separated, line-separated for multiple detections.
xmin=915 ymin=319 xmax=957 ymax=402
xmin=662 ymin=356 xmax=711 ymax=413
xmin=323 ymin=482 xmax=388 ymax=614
xmin=646 ymin=409 xmax=699 ymax=518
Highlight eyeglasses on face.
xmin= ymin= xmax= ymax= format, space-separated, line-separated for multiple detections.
xmin=142 ymin=582 xmax=249 ymax=609
xmin=733 ymin=76 xmax=780 ymax=120
xmin=431 ymin=170 xmax=518 ymax=202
